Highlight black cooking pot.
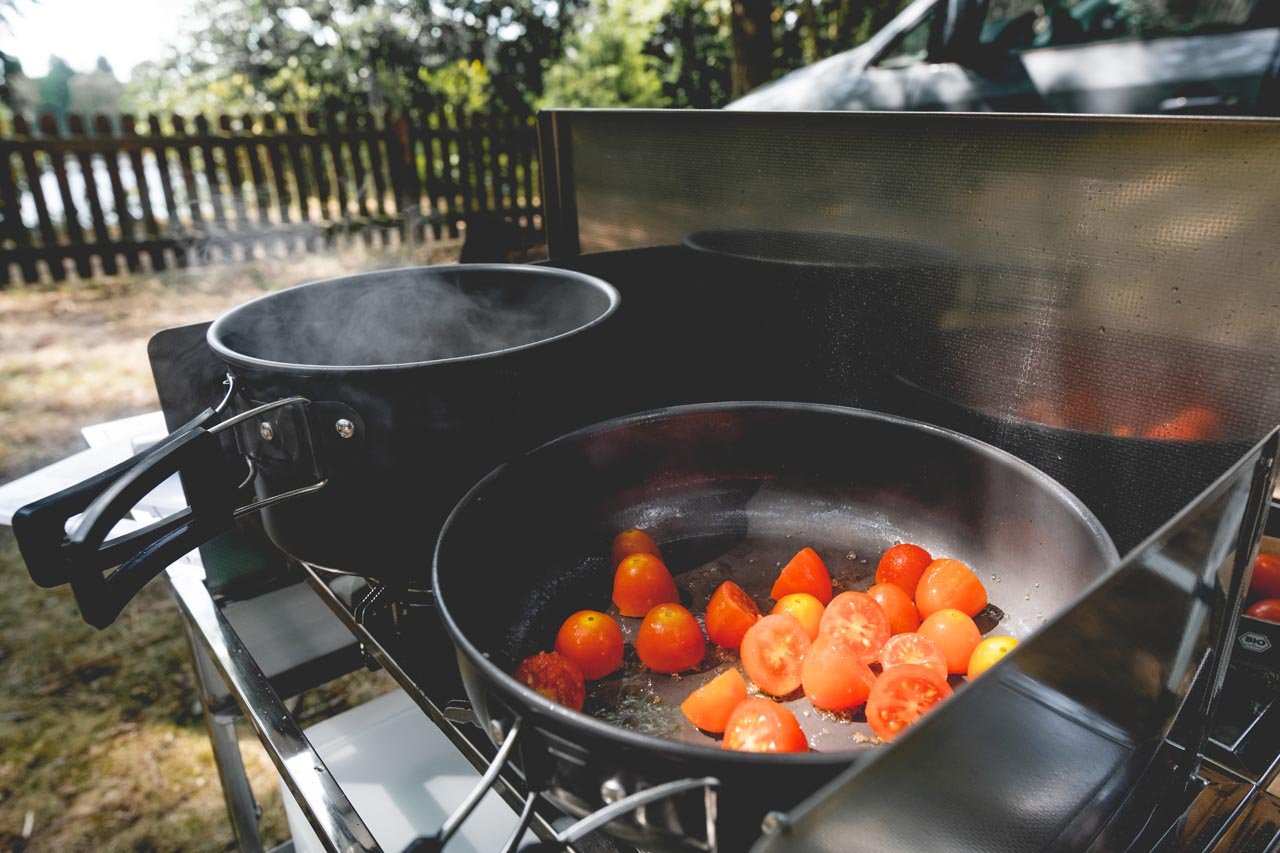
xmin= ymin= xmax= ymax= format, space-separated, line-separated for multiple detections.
xmin=433 ymin=402 xmax=1118 ymax=851
xmin=14 ymin=264 xmax=619 ymax=627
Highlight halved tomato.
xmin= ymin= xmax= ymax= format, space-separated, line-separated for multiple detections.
xmin=740 ymin=613 xmax=811 ymax=696
xmin=636 ymin=604 xmax=706 ymax=673
xmin=915 ymin=558 xmax=988 ymax=619
xmin=611 ymin=527 xmax=662 ymax=567
xmin=554 ymin=610 xmax=624 ymax=680
xmin=967 ymin=635 xmax=1018 ymax=679
xmin=706 ymin=581 xmax=761 ymax=650
xmin=771 ymin=593 xmax=825 ymax=640
xmin=879 ymin=633 xmax=948 ymax=680
xmin=801 ymin=635 xmax=876 ymax=711
xmin=681 ymin=668 xmax=749 ymax=733
xmin=868 ymin=582 xmax=919 ymax=635
xmin=613 ymin=552 xmax=679 ymax=617
xmin=770 ymin=547 xmax=833 ymax=604
xmin=722 ymin=697 xmax=808 ymax=753
xmin=1144 ymin=406 xmax=1222 ymax=441
xmin=918 ymin=608 xmax=983 ymax=674
xmin=875 ymin=543 xmax=933 ymax=593
xmin=818 ymin=591 xmax=891 ymax=664
xmin=513 ymin=651 xmax=586 ymax=711
xmin=866 ymin=663 xmax=953 ymax=741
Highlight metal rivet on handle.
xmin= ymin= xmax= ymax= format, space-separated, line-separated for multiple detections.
xmin=258 ymin=422 xmax=274 ymax=441
xmin=335 ymin=418 xmax=355 ymax=439
xmin=600 ymin=777 xmax=626 ymax=804
xmin=761 ymin=811 xmax=788 ymax=834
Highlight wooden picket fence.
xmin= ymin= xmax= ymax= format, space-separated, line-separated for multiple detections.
xmin=0 ymin=109 xmax=542 ymax=285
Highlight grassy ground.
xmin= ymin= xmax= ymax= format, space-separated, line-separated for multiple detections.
xmin=0 ymin=240 xmax=461 ymax=851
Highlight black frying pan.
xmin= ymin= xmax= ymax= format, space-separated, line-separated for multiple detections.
xmin=433 ymin=402 xmax=1118 ymax=850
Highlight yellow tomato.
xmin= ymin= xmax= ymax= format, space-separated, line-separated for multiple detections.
xmin=771 ymin=592 xmax=824 ymax=640
xmin=966 ymin=635 xmax=1019 ymax=679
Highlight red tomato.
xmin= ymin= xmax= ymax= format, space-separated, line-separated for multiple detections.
xmin=770 ymin=547 xmax=833 ymax=604
xmin=513 ymin=651 xmax=585 ymax=711
xmin=1251 ymin=554 xmax=1280 ymax=599
xmin=722 ymin=697 xmax=809 ymax=753
xmin=818 ymin=591 xmax=891 ymax=664
xmin=636 ymin=604 xmax=706 ymax=673
xmin=1144 ymin=406 xmax=1222 ymax=441
xmin=879 ymin=633 xmax=948 ymax=680
xmin=915 ymin=558 xmax=988 ymax=619
xmin=613 ymin=553 xmax=679 ymax=617
xmin=611 ymin=527 xmax=662 ymax=567
xmin=801 ymin=635 xmax=877 ymax=711
xmin=554 ymin=610 xmax=624 ymax=680
xmin=740 ymin=613 xmax=811 ymax=696
xmin=868 ymin=582 xmax=919 ymax=635
xmin=875 ymin=543 xmax=933 ymax=593
xmin=918 ymin=609 xmax=983 ymax=675
xmin=705 ymin=581 xmax=761 ymax=650
xmin=865 ymin=663 xmax=953 ymax=741
xmin=680 ymin=669 xmax=749 ymax=733
xmin=771 ymin=593 xmax=825 ymax=640
xmin=1246 ymin=598 xmax=1280 ymax=623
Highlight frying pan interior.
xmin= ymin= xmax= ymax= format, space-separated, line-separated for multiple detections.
xmin=435 ymin=403 xmax=1118 ymax=753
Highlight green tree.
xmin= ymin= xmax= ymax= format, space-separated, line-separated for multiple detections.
xmin=542 ymin=1 xmax=669 ymax=108
xmin=646 ymin=0 xmax=733 ymax=108
xmin=37 ymin=55 xmax=73 ymax=128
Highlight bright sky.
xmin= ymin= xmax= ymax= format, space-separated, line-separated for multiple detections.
xmin=4 ymin=0 xmax=192 ymax=81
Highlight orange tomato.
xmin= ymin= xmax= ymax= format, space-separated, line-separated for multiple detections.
xmin=770 ymin=547 xmax=833 ymax=604
xmin=801 ymin=635 xmax=876 ymax=711
xmin=613 ymin=552 xmax=679 ymax=617
xmin=1144 ymin=406 xmax=1222 ymax=441
xmin=868 ymin=582 xmax=919 ymax=635
xmin=915 ymin=558 xmax=988 ymax=619
xmin=740 ymin=613 xmax=811 ymax=696
xmin=636 ymin=604 xmax=705 ymax=673
xmin=722 ymin=697 xmax=808 ymax=753
xmin=680 ymin=669 xmax=749 ymax=733
xmin=967 ymin=635 xmax=1018 ymax=679
xmin=513 ymin=651 xmax=585 ymax=711
xmin=771 ymin=593 xmax=825 ymax=640
xmin=818 ymin=591 xmax=891 ymax=664
xmin=554 ymin=610 xmax=624 ymax=680
xmin=879 ymin=633 xmax=948 ymax=680
xmin=1246 ymin=598 xmax=1280 ymax=623
xmin=1251 ymin=553 xmax=1280 ymax=599
xmin=875 ymin=543 xmax=933 ymax=594
xmin=918 ymin=609 xmax=983 ymax=675
xmin=705 ymin=581 xmax=761 ymax=650
xmin=611 ymin=527 xmax=662 ymax=567
xmin=865 ymin=664 xmax=953 ymax=741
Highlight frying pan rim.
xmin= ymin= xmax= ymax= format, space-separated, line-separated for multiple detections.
xmin=206 ymin=263 xmax=621 ymax=373
xmin=433 ymin=400 xmax=1120 ymax=767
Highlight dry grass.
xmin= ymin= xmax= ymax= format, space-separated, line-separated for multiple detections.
xmin=0 ymin=241 xmax=461 ymax=850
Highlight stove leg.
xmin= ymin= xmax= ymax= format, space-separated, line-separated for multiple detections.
xmin=181 ymin=610 xmax=266 ymax=853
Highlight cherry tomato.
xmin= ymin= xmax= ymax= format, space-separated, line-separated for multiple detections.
xmin=875 ymin=543 xmax=933 ymax=593
xmin=1250 ymin=553 xmax=1280 ymax=599
xmin=722 ymin=697 xmax=809 ymax=753
xmin=865 ymin=663 xmax=953 ymax=741
xmin=680 ymin=668 xmax=749 ymax=733
xmin=613 ymin=552 xmax=679 ymax=617
xmin=636 ymin=604 xmax=705 ymax=673
xmin=879 ymin=633 xmax=948 ymax=680
xmin=868 ymin=582 xmax=919 ymax=635
xmin=554 ymin=610 xmax=624 ymax=680
xmin=770 ymin=547 xmax=833 ymax=604
xmin=611 ymin=527 xmax=662 ymax=568
xmin=771 ymin=593 xmax=825 ymax=640
xmin=915 ymin=558 xmax=988 ymax=619
xmin=1246 ymin=598 xmax=1280 ymax=623
xmin=967 ymin=635 xmax=1018 ymax=679
xmin=513 ymin=651 xmax=585 ymax=711
xmin=705 ymin=581 xmax=760 ymax=650
xmin=740 ymin=613 xmax=811 ymax=696
xmin=1144 ymin=406 xmax=1222 ymax=441
xmin=918 ymin=609 xmax=983 ymax=675
xmin=801 ymin=635 xmax=876 ymax=711
xmin=818 ymin=591 xmax=891 ymax=664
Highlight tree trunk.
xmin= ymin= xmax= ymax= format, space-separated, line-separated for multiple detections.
xmin=730 ymin=0 xmax=774 ymax=98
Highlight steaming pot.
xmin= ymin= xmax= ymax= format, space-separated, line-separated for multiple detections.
xmin=13 ymin=264 xmax=620 ymax=627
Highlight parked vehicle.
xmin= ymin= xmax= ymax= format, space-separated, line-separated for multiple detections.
xmin=729 ymin=0 xmax=1280 ymax=114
